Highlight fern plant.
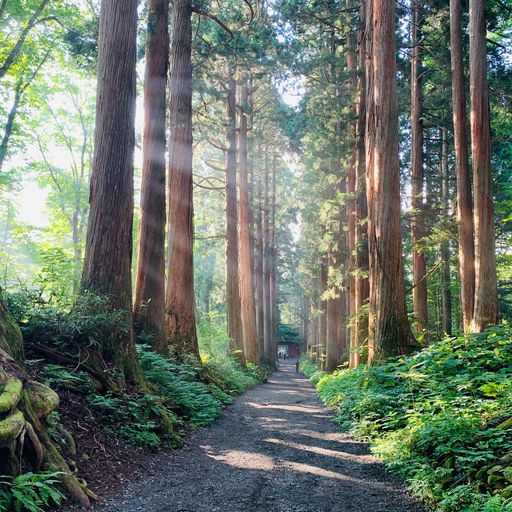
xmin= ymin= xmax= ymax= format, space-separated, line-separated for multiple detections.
xmin=0 ymin=472 xmax=64 ymax=512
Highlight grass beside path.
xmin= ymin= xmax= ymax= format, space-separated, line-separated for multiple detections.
xmin=300 ymin=326 xmax=512 ymax=512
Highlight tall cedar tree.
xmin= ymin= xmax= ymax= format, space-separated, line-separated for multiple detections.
xmin=81 ymin=0 xmax=143 ymax=383
xmin=238 ymin=78 xmax=259 ymax=364
xmin=255 ymin=166 xmax=265 ymax=360
xmin=440 ymin=127 xmax=453 ymax=334
xmin=469 ymin=0 xmax=499 ymax=330
xmin=347 ymin=24 xmax=358 ymax=366
xmin=270 ymin=155 xmax=278 ymax=361
xmin=410 ymin=0 xmax=428 ymax=335
xmin=225 ymin=67 xmax=245 ymax=362
xmin=263 ymin=152 xmax=273 ymax=365
xmin=450 ymin=0 xmax=475 ymax=331
xmin=365 ymin=0 xmax=416 ymax=359
xmin=353 ymin=0 xmax=370 ymax=367
xmin=165 ymin=0 xmax=199 ymax=355
xmin=134 ymin=0 xmax=169 ymax=353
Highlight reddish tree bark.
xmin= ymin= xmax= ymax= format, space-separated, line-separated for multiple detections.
xmin=352 ymin=0 xmax=370 ymax=368
xmin=450 ymin=0 xmax=475 ymax=332
xmin=255 ymin=165 xmax=265 ymax=361
xmin=165 ymin=0 xmax=198 ymax=355
xmin=238 ymin=77 xmax=259 ymax=365
xmin=410 ymin=0 xmax=428 ymax=336
xmin=365 ymin=0 xmax=416 ymax=360
xmin=270 ymin=154 xmax=278 ymax=364
xmin=263 ymin=152 xmax=273 ymax=365
xmin=318 ymin=259 xmax=328 ymax=364
xmin=134 ymin=0 xmax=168 ymax=353
xmin=346 ymin=20 xmax=357 ymax=368
xmin=81 ymin=0 xmax=142 ymax=383
xmin=469 ymin=0 xmax=498 ymax=330
xmin=225 ymin=67 xmax=245 ymax=362
xmin=440 ymin=127 xmax=453 ymax=335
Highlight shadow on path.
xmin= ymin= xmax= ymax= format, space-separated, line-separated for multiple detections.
xmin=86 ymin=361 xmax=424 ymax=512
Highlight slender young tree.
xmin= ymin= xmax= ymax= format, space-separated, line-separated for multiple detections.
xmin=365 ymin=0 xmax=416 ymax=359
xmin=165 ymin=0 xmax=199 ymax=355
xmin=225 ymin=67 xmax=244 ymax=362
xmin=238 ymin=76 xmax=259 ymax=364
xmin=81 ymin=0 xmax=143 ymax=383
xmin=410 ymin=0 xmax=428 ymax=336
xmin=263 ymin=151 xmax=273 ymax=365
xmin=440 ymin=127 xmax=453 ymax=335
xmin=134 ymin=0 xmax=169 ymax=353
xmin=255 ymin=165 xmax=265 ymax=360
xmin=270 ymin=154 xmax=278 ymax=362
xmin=469 ymin=0 xmax=498 ymax=331
xmin=450 ymin=0 xmax=475 ymax=332
xmin=318 ymin=258 xmax=328 ymax=363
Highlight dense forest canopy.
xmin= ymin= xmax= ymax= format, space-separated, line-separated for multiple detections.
xmin=0 ymin=0 xmax=511 ymax=510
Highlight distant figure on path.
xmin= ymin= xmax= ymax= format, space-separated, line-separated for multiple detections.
xmin=295 ymin=361 xmax=299 ymax=373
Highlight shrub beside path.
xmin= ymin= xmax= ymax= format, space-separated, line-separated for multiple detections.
xmin=84 ymin=362 xmax=423 ymax=512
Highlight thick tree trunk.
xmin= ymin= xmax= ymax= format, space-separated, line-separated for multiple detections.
xmin=238 ymin=78 xmax=259 ymax=365
xmin=81 ymin=0 xmax=142 ymax=383
xmin=134 ymin=0 xmax=168 ymax=353
xmin=365 ymin=0 xmax=416 ymax=360
xmin=165 ymin=0 xmax=198 ymax=355
xmin=450 ymin=0 xmax=475 ymax=332
xmin=410 ymin=0 xmax=428 ymax=337
xmin=469 ymin=0 xmax=498 ymax=331
xmin=225 ymin=68 xmax=244 ymax=362
xmin=352 ymin=0 xmax=370 ymax=368
xmin=440 ymin=128 xmax=453 ymax=335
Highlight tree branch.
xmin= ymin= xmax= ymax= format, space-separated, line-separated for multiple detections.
xmin=191 ymin=6 xmax=233 ymax=36
xmin=0 ymin=0 xmax=50 ymax=79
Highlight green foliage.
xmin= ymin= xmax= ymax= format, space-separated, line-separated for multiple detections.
xmin=299 ymin=354 xmax=326 ymax=385
xmin=5 ymin=289 xmax=128 ymax=352
xmin=139 ymin=346 xmax=230 ymax=428
xmin=308 ymin=327 xmax=512 ymax=511
xmin=0 ymin=472 xmax=64 ymax=512
xmin=84 ymin=390 xmax=174 ymax=450
xmin=198 ymin=320 xmax=262 ymax=393
xmin=277 ymin=323 xmax=301 ymax=343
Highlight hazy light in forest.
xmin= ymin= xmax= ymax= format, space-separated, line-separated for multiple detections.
xmin=13 ymin=181 xmax=49 ymax=228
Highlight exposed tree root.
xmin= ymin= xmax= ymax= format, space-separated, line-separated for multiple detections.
xmin=0 ymin=292 xmax=95 ymax=505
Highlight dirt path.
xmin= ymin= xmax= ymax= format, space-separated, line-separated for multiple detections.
xmin=86 ymin=362 xmax=423 ymax=512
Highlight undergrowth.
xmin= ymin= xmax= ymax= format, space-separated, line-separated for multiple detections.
xmin=2 ymin=290 xmax=263 ymax=509
xmin=300 ymin=326 xmax=512 ymax=512
xmin=0 ymin=472 xmax=64 ymax=512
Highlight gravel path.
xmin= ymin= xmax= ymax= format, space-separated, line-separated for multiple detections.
xmin=86 ymin=361 xmax=423 ymax=512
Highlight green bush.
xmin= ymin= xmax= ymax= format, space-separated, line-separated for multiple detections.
xmin=309 ymin=326 xmax=512 ymax=512
xmin=84 ymin=390 xmax=178 ymax=450
xmin=0 ymin=472 xmax=64 ymax=512
xmin=6 ymin=290 xmax=128 ymax=354
xmin=139 ymin=347 xmax=228 ymax=428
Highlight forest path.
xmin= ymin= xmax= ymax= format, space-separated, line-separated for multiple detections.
xmin=87 ymin=362 xmax=423 ymax=512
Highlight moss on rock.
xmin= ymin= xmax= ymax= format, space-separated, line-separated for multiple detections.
xmin=26 ymin=381 xmax=59 ymax=419
xmin=0 ymin=378 xmax=22 ymax=414
xmin=0 ymin=409 xmax=24 ymax=446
